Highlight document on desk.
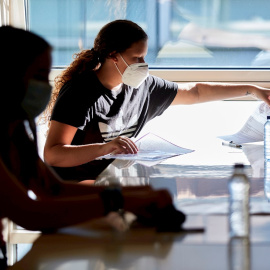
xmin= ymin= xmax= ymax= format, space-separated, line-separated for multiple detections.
xmin=218 ymin=102 xmax=270 ymax=144
xmin=242 ymin=143 xmax=264 ymax=177
xmin=97 ymin=133 xmax=194 ymax=165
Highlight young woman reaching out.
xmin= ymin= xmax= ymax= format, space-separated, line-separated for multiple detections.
xmin=44 ymin=20 xmax=270 ymax=180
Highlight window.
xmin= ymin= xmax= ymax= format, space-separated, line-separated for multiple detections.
xmin=27 ymin=0 xmax=270 ymax=82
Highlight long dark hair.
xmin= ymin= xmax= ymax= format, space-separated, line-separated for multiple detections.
xmin=0 ymin=26 xmax=51 ymax=186
xmin=0 ymin=26 xmax=51 ymax=120
xmin=44 ymin=19 xmax=148 ymax=123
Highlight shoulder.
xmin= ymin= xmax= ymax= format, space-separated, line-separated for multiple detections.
xmin=52 ymin=71 xmax=101 ymax=125
xmin=57 ymin=71 xmax=99 ymax=100
xmin=144 ymin=75 xmax=178 ymax=92
xmin=61 ymin=71 xmax=96 ymax=92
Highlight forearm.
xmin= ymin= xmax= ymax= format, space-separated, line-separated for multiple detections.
xmin=44 ymin=143 xmax=107 ymax=167
xmin=45 ymin=136 xmax=138 ymax=168
xmin=8 ymin=190 xmax=164 ymax=232
xmin=0 ymin=160 xmax=105 ymax=231
xmin=195 ymin=82 xmax=254 ymax=103
xmin=172 ymin=82 xmax=267 ymax=105
xmin=6 ymin=186 xmax=168 ymax=231
xmin=1 ymin=158 xmax=174 ymax=232
xmin=7 ymin=194 xmax=105 ymax=231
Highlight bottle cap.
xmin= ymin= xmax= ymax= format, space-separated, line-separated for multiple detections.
xmin=234 ymin=163 xmax=244 ymax=168
xmin=267 ymin=116 xmax=270 ymax=120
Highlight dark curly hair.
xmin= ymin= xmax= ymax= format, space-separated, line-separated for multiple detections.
xmin=44 ymin=19 xmax=148 ymax=125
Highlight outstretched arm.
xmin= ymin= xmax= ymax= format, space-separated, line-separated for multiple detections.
xmin=171 ymin=82 xmax=270 ymax=105
xmin=0 ymin=158 xmax=173 ymax=231
xmin=0 ymin=157 xmax=104 ymax=231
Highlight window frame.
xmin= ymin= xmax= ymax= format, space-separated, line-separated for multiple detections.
xmin=50 ymin=68 xmax=270 ymax=85
xmin=18 ymin=1 xmax=270 ymax=90
xmin=49 ymin=68 xmax=270 ymax=103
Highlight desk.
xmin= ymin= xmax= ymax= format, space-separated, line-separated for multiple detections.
xmin=8 ymin=215 xmax=270 ymax=270
xmin=9 ymin=100 xmax=270 ymax=269
xmin=9 ymin=159 xmax=270 ymax=269
xmin=94 ymin=139 xmax=268 ymax=216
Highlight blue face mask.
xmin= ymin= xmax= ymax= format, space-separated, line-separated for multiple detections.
xmin=21 ymin=79 xmax=52 ymax=119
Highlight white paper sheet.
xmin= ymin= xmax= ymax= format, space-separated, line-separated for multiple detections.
xmin=242 ymin=144 xmax=264 ymax=177
xmin=218 ymin=102 xmax=270 ymax=144
xmin=97 ymin=133 xmax=194 ymax=164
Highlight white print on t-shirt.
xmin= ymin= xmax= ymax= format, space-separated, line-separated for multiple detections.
xmin=99 ymin=110 xmax=138 ymax=142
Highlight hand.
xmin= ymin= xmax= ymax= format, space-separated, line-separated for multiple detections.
xmin=102 ymin=136 xmax=138 ymax=155
xmin=251 ymin=86 xmax=270 ymax=106
xmin=123 ymin=188 xmax=186 ymax=231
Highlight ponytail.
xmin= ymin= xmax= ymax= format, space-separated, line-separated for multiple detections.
xmin=55 ymin=48 xmax=101 ymax=91
xmin=42 ymin=48 xmax=101 ymax=127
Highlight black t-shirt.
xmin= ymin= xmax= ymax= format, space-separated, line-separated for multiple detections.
xmin=51 ymin=71 xmax=178 ymax=180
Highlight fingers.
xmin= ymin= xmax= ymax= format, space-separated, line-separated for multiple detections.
xmin=260 ymin=91 xmax=270 ymax=106
xmin=252 ymin=88 xmax=270 ymax=106
xmin=109 ymin=136 xmax=138 ymax=154
xmin=123 ymin=188 xmax=177 ymax=229
xmin=264 ymin=91 xmax=270 ymax=105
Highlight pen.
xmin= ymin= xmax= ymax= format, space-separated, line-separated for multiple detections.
xmin=222 ymin=141 xmax=242 ymax=149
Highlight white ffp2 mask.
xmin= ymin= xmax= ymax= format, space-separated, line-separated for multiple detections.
xmin=115 ymin=54 xmax=149 ymax=88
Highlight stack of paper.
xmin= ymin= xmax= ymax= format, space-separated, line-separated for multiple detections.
xmin=97 ymin=133 xmax=194 ymax=166
xmin=218 ymin=102 xmax=270 ymax=144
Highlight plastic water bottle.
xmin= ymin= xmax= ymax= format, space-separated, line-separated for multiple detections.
xmin=264 ymin=160 xmax=270 ymax=202
xmin=264 ymin=116 xmax=270 ymax=160
xmin=228 ymin=237 xmax=250 ymax=270
xmin=228 ymin=163 xmax=250 ymax=238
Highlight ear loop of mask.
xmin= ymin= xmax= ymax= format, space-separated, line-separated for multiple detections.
xmin=114 ymin=62 xmax=123 ymax=77
xmin=119 ymin=54 xmax=129 ymax=67
xmin=114 ymin=53 xmax=129 ymax=77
